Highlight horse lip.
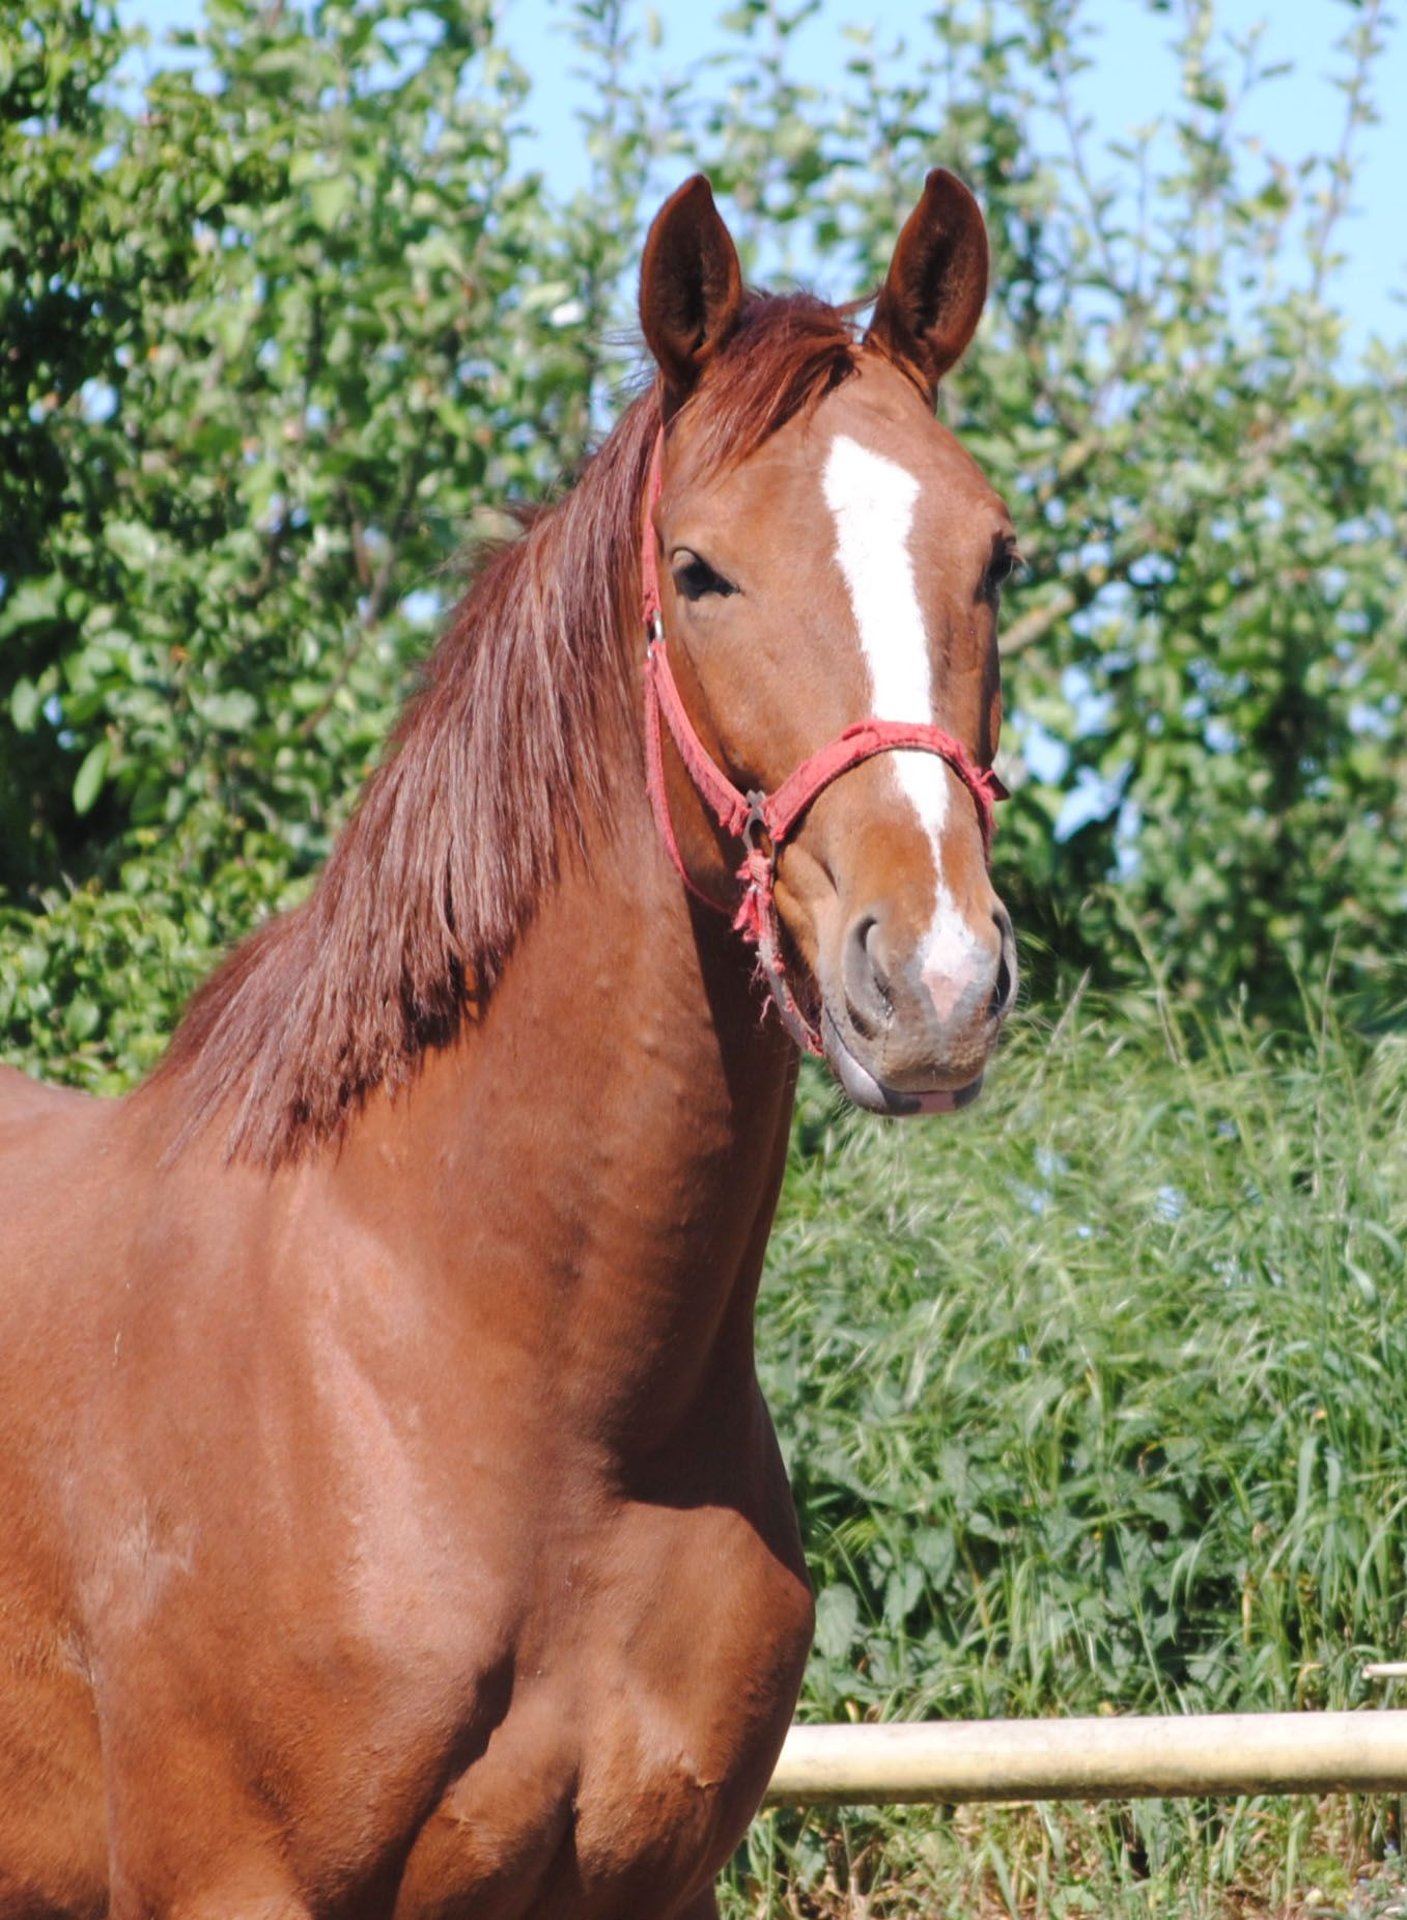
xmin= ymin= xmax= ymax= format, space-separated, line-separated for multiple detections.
xmin=820 ymin=1007 xmax=983 ymax=1118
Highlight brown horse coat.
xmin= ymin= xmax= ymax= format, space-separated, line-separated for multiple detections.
xmin=0 ymin=172 xmax=1017 ymax=1919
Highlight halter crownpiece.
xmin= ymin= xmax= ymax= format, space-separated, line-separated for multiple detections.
xmin=639 ymin=427 xmax=1003 ymax=1056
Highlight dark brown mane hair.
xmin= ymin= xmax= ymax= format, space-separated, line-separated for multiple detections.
xmin=149 ymin=291 xmax=861 ymax=1166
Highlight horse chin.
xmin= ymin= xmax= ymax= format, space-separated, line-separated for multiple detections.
xmin=820 ymin=1007 xmax=984 ymax=1119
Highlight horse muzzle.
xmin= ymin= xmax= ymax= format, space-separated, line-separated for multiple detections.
xmin=817 ymin=896 xmax=1017 ymax=1117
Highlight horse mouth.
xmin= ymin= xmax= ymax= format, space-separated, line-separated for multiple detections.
xmin=820 ymin=1006 xmax=985 ymax=1118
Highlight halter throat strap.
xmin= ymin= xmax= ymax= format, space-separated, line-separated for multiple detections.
xmin=639 ymin=426 xmax=1002 ymax=1055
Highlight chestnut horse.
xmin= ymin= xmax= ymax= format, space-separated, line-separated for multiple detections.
xmin=0 ymin=171 xmax=1018 ymax=1918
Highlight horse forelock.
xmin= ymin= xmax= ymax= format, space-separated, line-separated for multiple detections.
xmin=146 ymin=291 xmax=864 ymax=1167
xmin=679 ymin=290 xmax=861 ymax=476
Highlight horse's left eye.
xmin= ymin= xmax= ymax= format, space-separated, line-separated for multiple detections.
xmin=673 ymin=554 xmax=736 ymax=603
xmin=983 ymin=541 xmax=1022 ymax=602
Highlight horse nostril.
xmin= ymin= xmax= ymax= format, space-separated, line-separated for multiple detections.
xmin=990 ymin=952 xmax=1012 ymax=1020
xmin=842 ymin=913 xmax=890 ymax=1041
xmin=989 ymin=907 xmax=1017 ymax=1020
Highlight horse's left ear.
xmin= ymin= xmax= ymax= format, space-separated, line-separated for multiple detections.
xmin=639 ymin=175 xmax=744 ymax=416
xmin=865 ymin=168 xmax=989 ymax=400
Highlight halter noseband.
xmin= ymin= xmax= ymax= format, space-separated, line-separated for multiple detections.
xmin=640 ymin=428 xmax=1003 ymax=1057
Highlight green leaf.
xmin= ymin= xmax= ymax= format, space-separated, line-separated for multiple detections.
xmin=103 ymin=520 xmax=162 ymax=571
xmin=0 ymin=575 xmax=64 ymax=637
xmin=71 ymin=739 xmax=110 ymax=816
xmin=307 ymin=175 xmax=354 ymax=230
xmin=64 ymin=996 xmax=102 ymax=1043
xmin=196 ymin=690 xmax=260 ymax=733
xmin=812 ymin=1583 xmax=860 ymax=1663
xmin=9 ymin=677 xmax=42 ymax=732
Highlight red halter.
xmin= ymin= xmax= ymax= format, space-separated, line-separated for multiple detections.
xmin=640 ymin=428 xmax=1002 ymax=1056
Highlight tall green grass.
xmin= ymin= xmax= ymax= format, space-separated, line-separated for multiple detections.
xmin=730 ymin=988 xmax=1407 ymax=1917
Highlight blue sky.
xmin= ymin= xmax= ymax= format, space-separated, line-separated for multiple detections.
xmin=122 ymin=0 xmax=1405 ymax=355
xmin=502 ymin=0 xmax=1404 ymax=351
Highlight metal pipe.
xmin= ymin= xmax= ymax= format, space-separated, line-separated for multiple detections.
xmin=764 ymin=1714 xmax=1407 ymax=1806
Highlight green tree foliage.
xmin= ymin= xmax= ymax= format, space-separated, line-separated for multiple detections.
xmin=686 ymin=0 xmax=1407 ymax=1014
xmin=1 ymin=0 xmax=617 ymax=1076
xmin=1 ymin=0 xmax=1404 ymax=1083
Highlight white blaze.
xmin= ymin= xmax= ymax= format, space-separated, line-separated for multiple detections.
xmin=821 ymin=433 xmax=982 ymax=999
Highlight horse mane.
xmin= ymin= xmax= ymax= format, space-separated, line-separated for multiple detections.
xmin=148 ymin=291 xmax=860 ymax=1166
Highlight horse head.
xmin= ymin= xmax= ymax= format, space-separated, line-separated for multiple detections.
xmin=639 ymin=170 xmax=1019 ymax=1115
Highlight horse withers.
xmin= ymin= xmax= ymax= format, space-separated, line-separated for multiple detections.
xmin=0 ymin=170 xmax=1018 ymax=1919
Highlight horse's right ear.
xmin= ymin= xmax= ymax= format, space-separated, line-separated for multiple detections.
xmin=639 ymin=176 xmax=743 ymax=417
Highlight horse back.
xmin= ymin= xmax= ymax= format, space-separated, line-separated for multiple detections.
xmin=0 ymin=1062 xmax=120 ymax=1310
xmin=0 ymin=1058 xmax=96 ymax=1118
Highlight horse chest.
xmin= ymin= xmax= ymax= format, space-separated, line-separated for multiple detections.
xmin=390 ymin=1494 xmax=813 ymax=1917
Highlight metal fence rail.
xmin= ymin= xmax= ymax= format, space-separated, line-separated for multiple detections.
xmin=765 ymin=1714 xmax=1407 ymax=1807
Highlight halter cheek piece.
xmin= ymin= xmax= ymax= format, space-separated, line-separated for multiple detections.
xmin=640 ymin=428 xmax=1004 ymax=1058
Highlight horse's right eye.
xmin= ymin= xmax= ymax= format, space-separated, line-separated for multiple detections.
xmin=673 ymin=554 xmax=737 ymax=603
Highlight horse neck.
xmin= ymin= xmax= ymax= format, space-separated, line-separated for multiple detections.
xmin=329 ymin=698 xmax=800 ymax=1457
